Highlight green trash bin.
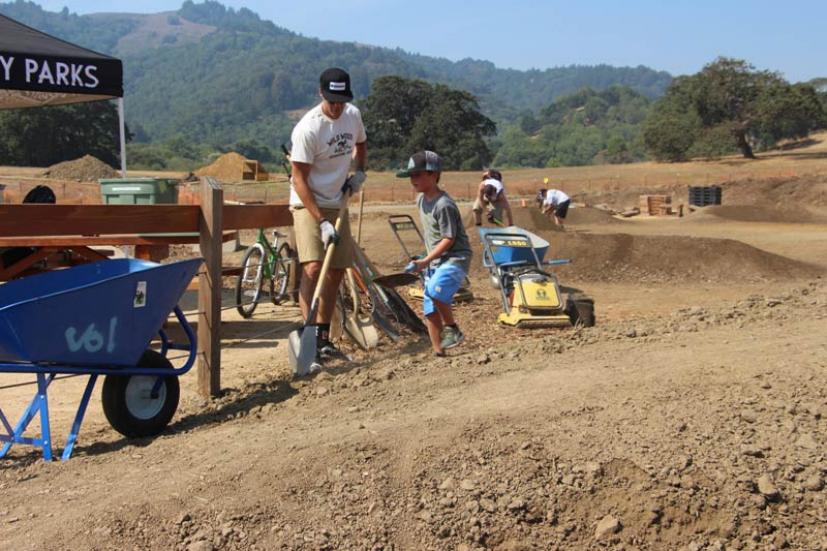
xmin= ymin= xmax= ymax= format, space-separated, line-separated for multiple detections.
xmin=99 ymin=178 xmax=179 ymax=205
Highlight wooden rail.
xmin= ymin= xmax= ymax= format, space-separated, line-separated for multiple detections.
xmin=0 ymin=203 xmax=291 ymax=236
xmin=0 ymin=177 xmax=293 ymax=397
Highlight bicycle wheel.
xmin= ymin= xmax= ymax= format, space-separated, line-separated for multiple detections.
xmin=269 ymin=242 xmax=292 ymax=305
xmin=349 ymin=263 xmax=401 ymax=341
xmin=236 ymin=244 xmax=266 ymax=318
xmin=365 ymin=278 xmax=427 ymax=336
xmin=381 ymin=284 xmax=428 ymax=335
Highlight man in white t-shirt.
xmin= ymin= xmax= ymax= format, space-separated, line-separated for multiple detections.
xmin=472 ymin=169 xmax=513 ymax=226
xmin=289 ymin=67 xmax=367 ymax=362
xmin=536 ymin=186 xmax=571 ymax=227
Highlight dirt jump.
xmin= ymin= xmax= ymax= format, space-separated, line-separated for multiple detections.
xmin=1 ymin=174 xmax=827 ymax=551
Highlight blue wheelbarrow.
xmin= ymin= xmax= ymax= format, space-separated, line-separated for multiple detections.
xmin=0 ymin=258 xmax=201 ymax=461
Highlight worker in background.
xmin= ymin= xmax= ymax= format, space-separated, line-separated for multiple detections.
xmin=536 ymin=186 xmax=571 ymax=228
xmin=473 ymin=169 xmax=513 ymax=226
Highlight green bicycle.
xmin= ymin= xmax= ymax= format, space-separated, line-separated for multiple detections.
xmin=235 ymin=229 xmax=294 ymax=318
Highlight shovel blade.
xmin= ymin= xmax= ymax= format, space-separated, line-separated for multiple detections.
xmin=373 ymin=272 xmax=419 ymax=288
xmin=343 ymin=314 xmax=379 ymax=350
xmin=288 ymin=327 xmax=318 ymax=377
xmin=287 ymin=329 xmax=300 ymax=369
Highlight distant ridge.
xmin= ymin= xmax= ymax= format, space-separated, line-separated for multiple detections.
xmin=0 ymin=0 xmax=672 ymax=147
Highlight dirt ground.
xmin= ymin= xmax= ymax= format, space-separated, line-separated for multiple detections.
xmin=2 ymin=168 xmax=827 ymax=550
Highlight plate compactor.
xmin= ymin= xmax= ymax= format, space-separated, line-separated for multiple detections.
xmin=479 ymin=227 xmax=594 ymax=327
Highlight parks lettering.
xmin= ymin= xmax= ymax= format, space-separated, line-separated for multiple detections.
xmin=0 ymin=55 xmax=100 ymax=89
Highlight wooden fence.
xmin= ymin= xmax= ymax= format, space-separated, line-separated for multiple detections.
xmin=0 ymin=177 xmax=292 ymax=397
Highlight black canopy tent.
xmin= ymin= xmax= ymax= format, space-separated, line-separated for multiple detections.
xmin=0 ymin=14 xmax=127 ymax=175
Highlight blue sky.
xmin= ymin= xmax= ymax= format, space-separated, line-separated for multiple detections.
xmin=32 ymin=0 xmax=826 ymax=82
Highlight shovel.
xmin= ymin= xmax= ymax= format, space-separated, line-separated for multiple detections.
xmin=373 ymin=272 xmax=419 ymax=288
xmin=342 ymin=187 xmax=379 ymax=349
xmin=341 ymin=267 xmax=379 ymax=349
xmin=288 ymin=201 xmax=348 ymax=377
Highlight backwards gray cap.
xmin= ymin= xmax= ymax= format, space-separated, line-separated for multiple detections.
xmin=395 ymin=150 xmax=442 ymax=177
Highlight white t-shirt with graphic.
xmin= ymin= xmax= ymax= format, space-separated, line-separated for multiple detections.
xmin=289 ymin=103 xmax=367 ymax=208
xmin=543 ymin=189 xmax=570 ymax=207
xmin=482 ymin=178 xmax=504 ymax=201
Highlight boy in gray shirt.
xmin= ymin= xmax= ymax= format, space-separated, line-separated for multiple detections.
xmin=397 ymin=150 xmax=472 ymax=355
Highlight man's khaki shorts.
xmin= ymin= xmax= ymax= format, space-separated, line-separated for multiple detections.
xmin=473 ymin=197 xmax=504 ymax=222
xmin=291 ymin=206 xmax=354 ymax=269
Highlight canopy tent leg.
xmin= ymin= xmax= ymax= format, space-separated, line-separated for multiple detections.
xmin=117 ymin=97 xmax=127 ymax=177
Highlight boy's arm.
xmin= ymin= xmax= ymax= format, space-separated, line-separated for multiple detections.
xmin=412 ymin=237 xmax=455 ymax=272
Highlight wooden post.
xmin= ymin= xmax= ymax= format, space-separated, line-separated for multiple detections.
xmin=198 ymin=177 xmax=223 ymax=397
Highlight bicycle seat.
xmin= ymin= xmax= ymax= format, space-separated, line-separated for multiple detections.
xmin=272 ymin=230 xmax=288 ymax=239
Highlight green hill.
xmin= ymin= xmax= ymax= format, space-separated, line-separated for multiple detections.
xmin=0 ymin=0 xmax=673 ymax=153
xmin=494 ymin=86 xmax=652 ymax=167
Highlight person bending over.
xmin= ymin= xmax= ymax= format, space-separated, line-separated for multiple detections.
xmin=473 ymin=169 xmax=513 ymax=226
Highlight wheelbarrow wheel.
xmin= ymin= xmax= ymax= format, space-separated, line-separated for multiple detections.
xmin=102 ymin=350 xmax=180 ymax=438
xmin=236 ymin=244 xmax=266 ymax=318
xmin=565 ymin=294 xmax=595 ymax=328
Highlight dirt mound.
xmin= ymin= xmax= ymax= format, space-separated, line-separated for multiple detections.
xmin=196 ymin=152 xmax=267 ymax=182
xmin=465 ymin=211 xmax=820 ymax=284
xmin=722 ymin=176 xmax=827 ymax=208
xmin=541 ymin=231 xmax=822 ymax=284
xmin=568 ymin=206 xmax=623 ymax=225
xmin=686 ymin=204 xmax=827 ymax=224
xmin=41 ymin=155 xmax=117 ymax=181
xmin=511 ymin=206 xmax=621 ymax=230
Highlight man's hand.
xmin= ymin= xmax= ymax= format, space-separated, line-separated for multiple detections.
xmin=319 ymin=219 xmax=339 ymax=248
xmin=345 ymin=170 xmax=366 ymax=194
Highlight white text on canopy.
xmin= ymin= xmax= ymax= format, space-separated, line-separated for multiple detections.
xmin=0 ymin=55 xmax=100 ymax=89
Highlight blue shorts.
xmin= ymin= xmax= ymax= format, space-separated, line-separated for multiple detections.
xmin=422 ymin=263 xmax=466 ymax=316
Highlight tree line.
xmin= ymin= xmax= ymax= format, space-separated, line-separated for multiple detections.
xmin=1 ymin=58 xmax=824 ymax=171
xmin=0 ymin=0 xmax=672 ymax=153
xmin=644 ymin=58 xmax=826 ymax=161
xmin=0 ymin=0 xmax=824 ymax=169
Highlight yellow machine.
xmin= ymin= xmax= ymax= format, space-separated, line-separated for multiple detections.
xmin=480 ymin=227 xmax=594 ymax=327
xmin=500 ymin=272 xmax=571 ymax=326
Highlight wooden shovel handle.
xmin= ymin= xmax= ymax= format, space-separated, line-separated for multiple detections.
xmin=357 ymin=189 xmax=365 ymax=245
xmin=310 ymin=201 xmax=349 ymax=306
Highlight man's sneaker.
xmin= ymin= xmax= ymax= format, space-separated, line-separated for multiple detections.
xmin=308 ymin=358 xmax=323 ymax=375
xmin=317 ymin=340 xmax=349 ymax=361
xmin=440 ymin=326 xmax=465 ymax=350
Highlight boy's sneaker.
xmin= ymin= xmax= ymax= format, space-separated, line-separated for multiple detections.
xmin=440 ymin=326 xmax=465 ymax=350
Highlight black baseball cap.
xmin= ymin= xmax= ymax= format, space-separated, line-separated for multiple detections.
xmin=395 ymin=150 xmax=443 ymax=177
xmin=319 ymin=67 xmax=353 ymax=103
